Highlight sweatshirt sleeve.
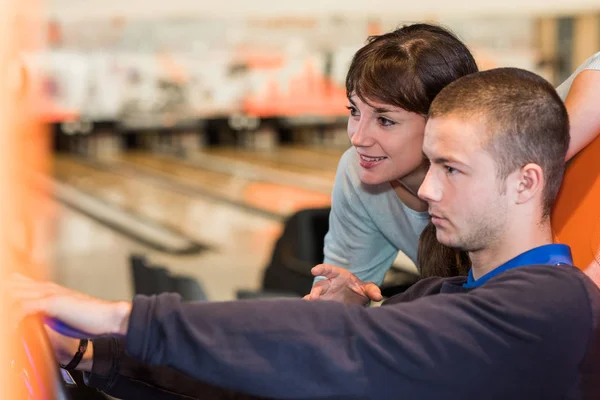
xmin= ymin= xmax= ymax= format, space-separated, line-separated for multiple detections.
xmin=124 ymin=266 xmax=597 ymax=400
xmin=84 ymin=336 xmax=267 ymax=400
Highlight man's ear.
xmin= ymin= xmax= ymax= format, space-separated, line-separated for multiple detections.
xmin=513 ymin=163 xmax=544 ymax=205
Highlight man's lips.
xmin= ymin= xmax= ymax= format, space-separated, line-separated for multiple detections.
xmin=429 ymin=212 xmax=446 ymax=224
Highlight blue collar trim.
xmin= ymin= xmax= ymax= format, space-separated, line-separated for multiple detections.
xmin=463 ymin=244 xmax=573 ymax=289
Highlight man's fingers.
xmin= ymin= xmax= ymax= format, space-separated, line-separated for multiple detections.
xmin=12 ymin=292 xmax=51 ymax=321
xmin=4 ymin=275 xmax=125 ymax=338
xmin=4 ymin=278 xmax=64 ymax=332
xmin=7 ymin=296 xmax=50 ymax=336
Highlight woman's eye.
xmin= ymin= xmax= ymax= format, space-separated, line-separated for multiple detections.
xmin=346 ymin=106 xmax=359 ymax=117
xmin=378 ymin=117 xmax=395 ymax=126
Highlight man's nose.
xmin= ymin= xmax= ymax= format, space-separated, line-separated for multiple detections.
xmin=418 ymin=167 xmax=442 ymax=203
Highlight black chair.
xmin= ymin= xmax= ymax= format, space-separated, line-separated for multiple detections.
xmin=236 ymin=207 xmax=420 ymax=300
xmin=129 ymin=254 xmax=208 ymax=301
xmin=237 ymin=207 xmax=331 ymax=299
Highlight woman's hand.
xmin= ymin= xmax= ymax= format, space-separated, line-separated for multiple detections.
xmin=304 ymin=264 xmax=382 ymax=306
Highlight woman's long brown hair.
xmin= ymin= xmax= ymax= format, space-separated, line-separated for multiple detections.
xmin=417 ymin=222 xmax=471 ymax=278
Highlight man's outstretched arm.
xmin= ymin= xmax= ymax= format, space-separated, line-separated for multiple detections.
xmin=85 ymin=337 xmax=266 ymax=400
xmin=8 ymin=268 xmax=595 ymax=399
xmin=123 ymin=268 xmax=593 ymax=399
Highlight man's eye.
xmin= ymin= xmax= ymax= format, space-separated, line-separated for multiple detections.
xmin=445 ymin=166 xmax=458 ymax=174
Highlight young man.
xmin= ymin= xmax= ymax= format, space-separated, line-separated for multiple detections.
xmin=11 ymin=68 xmax=600 ymax=399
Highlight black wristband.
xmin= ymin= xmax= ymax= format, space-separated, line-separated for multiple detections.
xmin=60 ymin=339 xmax=88 ymax=371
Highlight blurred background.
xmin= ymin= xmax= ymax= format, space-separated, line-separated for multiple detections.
xmin=18 ymin=1 xmax=600 ymax=305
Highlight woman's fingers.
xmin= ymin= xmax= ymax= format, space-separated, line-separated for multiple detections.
xmin=311 ymin=264 xmax=342 ymax=279
xmin=309 ymin=282 xmax=328 ymax=300
xmin=362 ymin=283 xmax=383 ymax=302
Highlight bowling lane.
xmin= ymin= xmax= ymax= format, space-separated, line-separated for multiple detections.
xmin=280 ymin=144 xmax=349 ymax=160
xmin=53 ymin=154 xmax=287 ymax=301
xmin=102 ymin=152 xmax=332 ymax=216
xmin=203 ymin=145 xmax=343 ymax=177
xmin=52 ymin=152 xmax=339 ymax=302
xmin=54 ymin=155 xmax=280 ymax=250
xmin=52 ymin=197 xmax=280 ymax=303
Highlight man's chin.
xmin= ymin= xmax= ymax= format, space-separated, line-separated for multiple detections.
xmin=435 ymin=231 xmax=460 ymax=249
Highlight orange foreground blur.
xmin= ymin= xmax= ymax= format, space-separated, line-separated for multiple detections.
xmin=0 ymin=1 xmax=58 ymax=398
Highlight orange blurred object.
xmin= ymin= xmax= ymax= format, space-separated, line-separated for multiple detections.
xmin=367 ymin=18 xmax=382 ymax=37
xmin=47 ymin=20 xmax=62 ymax=46
xmin=242 ymin=61 xmax=347 ymax=118
xmin=552 ymin=134 xmax=600 ymax=273
xmin=157 ymin=52 xmax=190 ymax=85
xmin=0 ymin=1 xmax=59 ymax=398
xmin=234 ymin=45 xmax=286 ymax=70
xmin=243 ymin=182 xmax=331 ymax=215
xmin=36 ymin=96 xmax=79 ymax=123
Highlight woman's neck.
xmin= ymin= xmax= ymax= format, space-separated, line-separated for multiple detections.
xmin=391 ymin=163 xmax=429 ymax=212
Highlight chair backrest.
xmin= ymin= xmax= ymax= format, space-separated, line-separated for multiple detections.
xmin=552 ymin=134 xmax=600 ymax=272
xmin=129 ymin=254 xmax=208 ymax=301
xmin=261 ymin=207 xmax=331 ymax=296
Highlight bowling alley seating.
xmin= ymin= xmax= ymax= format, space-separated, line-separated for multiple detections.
xmin=129 ymin=254 xmax=208 ymax=301
xmin=236 ymin=207 xmax=419 ymax=300
xmin=237 ymin=207 xmax=331 ymax=299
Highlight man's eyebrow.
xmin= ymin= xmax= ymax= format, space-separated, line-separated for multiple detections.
xmin=429 ymin=156 xmax=469 ymax=167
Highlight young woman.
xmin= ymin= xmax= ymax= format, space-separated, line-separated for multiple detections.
xmin=317 ymin=24 xmax=476 ymax=287
xmin=308 ymin=28 xmax=600 ymax=304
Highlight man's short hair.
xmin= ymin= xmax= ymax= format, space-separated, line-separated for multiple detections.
xmin=429 ymin=67 xmax=570 ymax=217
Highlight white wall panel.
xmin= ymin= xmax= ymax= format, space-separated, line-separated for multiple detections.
xmin=46 ymin=0 xmax=600 ymax=22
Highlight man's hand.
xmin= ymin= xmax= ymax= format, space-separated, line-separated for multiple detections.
xmin=6 ymin=273 xmax=132 ymax=337
xmin=304 ymin=264 xmax=382 ymax=306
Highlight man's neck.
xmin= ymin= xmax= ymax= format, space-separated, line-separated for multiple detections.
xmin=469 ymin=221 xmax=554 ymax=280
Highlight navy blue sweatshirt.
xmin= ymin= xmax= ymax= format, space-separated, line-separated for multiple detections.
xmin=93 ymin=264 xmax=600 ymax=400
